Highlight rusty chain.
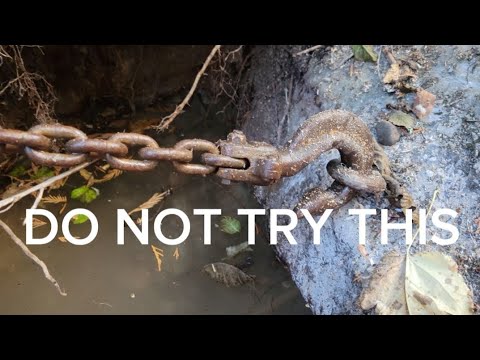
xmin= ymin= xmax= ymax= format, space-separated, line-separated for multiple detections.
xmin=0 ymin=110 xmax=389 ymax=216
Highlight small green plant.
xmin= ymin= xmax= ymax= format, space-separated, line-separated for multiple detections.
xmin=31 ymin=166 xmax=54 ymax=180
xmin=220 ymin=216 xmax=241 ymax=235
xmin=71 ymin=185 xmax=99 ymax=204
xmin=72 ymin=214 xmax=89 ymax=224
xmin=8 ymin=165 xmax=27 ymax=177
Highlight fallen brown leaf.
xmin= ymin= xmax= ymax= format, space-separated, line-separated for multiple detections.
xmin=413 ymin=88 xmax=436 ymax=119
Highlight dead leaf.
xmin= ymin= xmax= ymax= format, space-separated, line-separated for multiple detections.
xmin=49 ymin=176 xmax=68 ymax=190
xmin=412 ymin=88 xmax=436 ymax=119
xmin=360 ymin=251 xmax=474 ymax=315
xmin=93 ymin=169 xmax=123 ymax=184
xmin=359 ymin=251 xmax=408 ymax=315
xmin=58 ymin=236 xmax=79 ymax=243
xmin=405 ymin=252 xmax=474 ymax=315
xmin=151 ymin=245 xmax=164 ymax=272
xmin=79 ymin=169 xmax=93 ymax=182
xmin=382 ymin=54 xmax=418 ymax=94
xmin=351 ymin=45 xmax=378 ymax=62
xmin=32 ymin=217 xmax=48 ymax=229
xmin=60 ymin=202 xmax=68 ymax=215
xmin=42 ymin=195 xmax=67 ymax=204
xmin=202 ymin=262 xmax=255 ymax=287
xmin=1 ymin=182 xmax=33 ymax=199
xmin=173 ymin=247 xmax=180 ymax=260
xmin=383 ymin=63 xmax=401 ymax=84
xmin=387 ymin=111 xmax=416 ymax=129
xmin=128 ymin=190 xmax=171 ymax=216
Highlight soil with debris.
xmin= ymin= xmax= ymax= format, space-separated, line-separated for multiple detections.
xmin=241 ymin=45 xmax=480 ymax=314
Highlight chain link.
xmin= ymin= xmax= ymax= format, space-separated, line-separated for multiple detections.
xmin=0 ymin=124 xmax=237 ymax=175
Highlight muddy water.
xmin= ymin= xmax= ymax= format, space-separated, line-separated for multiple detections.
xmin=0 ymin=97 xmax=311 ymax=314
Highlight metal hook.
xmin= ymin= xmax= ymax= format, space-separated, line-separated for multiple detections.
xmin=216 ymin=110 xmax=386 ymax=217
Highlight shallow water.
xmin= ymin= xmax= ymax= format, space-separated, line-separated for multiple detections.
xmin=0 ymin=97 xmax=311 ymax=314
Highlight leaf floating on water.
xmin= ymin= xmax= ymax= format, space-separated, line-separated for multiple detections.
xmin=220 ymin=216 xmax=241 ymax=235
xmin=387 ymin=111 xmax=416 ymax=130
xmin=72 ymin=214 xmax=89 ymax=225
xmin=49 ymin=176 xmax=68 ymax=190
xmin=32 ymin=217 xmax=48 ymax=229
xmin=173 ymin=247 xmax=180 ymax=260
xmin=71 ymin=185 xmax=98 ymax=204
xmin=42 ymin=195 xmax=67 ymax=204
xmin=226 ymin=241 xmax=252 ymax=258
xmin=128 ymin=190 xmax=171 ymax=216
xmin=359 ymin=251 xmax=408 ymax=315
xmin=94 ymin=169 xmax=123 ymax=184
xmin=151 ymin=245 xmax=164 ymax=272
xmin=58 ymin=236 xmax=79 ymax=242
xmin=351 ymin=45 xmax=378 ymax=62
xmin=202 ymin=262 xmax=255 ymax=287
xmin=405 ymin=252 xmax=474 ymax=315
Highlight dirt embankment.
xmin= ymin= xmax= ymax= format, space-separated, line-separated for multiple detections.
xmin=242 ymin=45 xmax=480 ymax=314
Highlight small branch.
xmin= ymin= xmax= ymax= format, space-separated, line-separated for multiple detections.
xmin=277 ymin=75 xmax=294 ymax=145
xmin=0 ymin=219 xmax=67 ymax=296
xmin=22 ymin=187 xmax=44 ymax=226
xmin=155 ymin=45 xmax=222 ymax=132
xmin=0 ymin=160 xmax=97 ymax=211
xmin=293 ymin=45 xmax=324 ymax=57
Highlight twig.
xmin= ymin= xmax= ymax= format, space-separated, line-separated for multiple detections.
xmin=155 ymin=45 xmax=221 ymax=132
xmin=22 ymin=187 xmax=44 ymax=226
xmin=408 ymin=188 xmax=439 ymax=254
xmin=0 ymin=219 xmax=67 ymax=296
xmin=0 ymin=160 xmax=97 ymax=211
xmin=294 ymin=45 xmax=324 ymax=57
xmin=277 ymin=75 xmax=294 ymax=145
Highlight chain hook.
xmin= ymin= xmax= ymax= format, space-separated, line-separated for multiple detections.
xmin=216 ymin=110 xmax=386 ymax=217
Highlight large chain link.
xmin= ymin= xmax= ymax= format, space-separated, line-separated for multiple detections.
xmin=0 ymin=124 xmax=232 ymax=175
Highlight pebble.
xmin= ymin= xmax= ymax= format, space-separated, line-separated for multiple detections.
xmin=376 ymin=120 xmax=401 ymax=146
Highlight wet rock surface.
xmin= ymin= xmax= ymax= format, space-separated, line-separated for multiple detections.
xmin=376 ymin=120 xmax=401 ymax=146
xmin=242 ymin=45 xmax=480 ymax=314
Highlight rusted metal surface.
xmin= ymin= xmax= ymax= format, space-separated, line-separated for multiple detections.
xmin=172 ymin=139 xmax=219 ymax=175
xmin=0 ymin=110 xmax=387 ymax=216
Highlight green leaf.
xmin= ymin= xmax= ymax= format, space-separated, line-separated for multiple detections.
xmin=388 ymin=111 xmax=416 ymax=130
xmin=31 ymin=166 xmax=54 ymax=180
xmin=220 ymin=216 xmax=241 ymax=235
xmin=8 ymin=165 xmax=27 ymax=177
xmin=71 ymin=185 xmax=98 ymax=204
xmin=352 ymin=45 xmax=378 ymax=62
xmin=72 ymin=214 xmax=89 ymax=224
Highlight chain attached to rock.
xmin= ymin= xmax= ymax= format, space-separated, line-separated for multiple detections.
xmin=0 ymin=110 xmax=416 ymax=217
